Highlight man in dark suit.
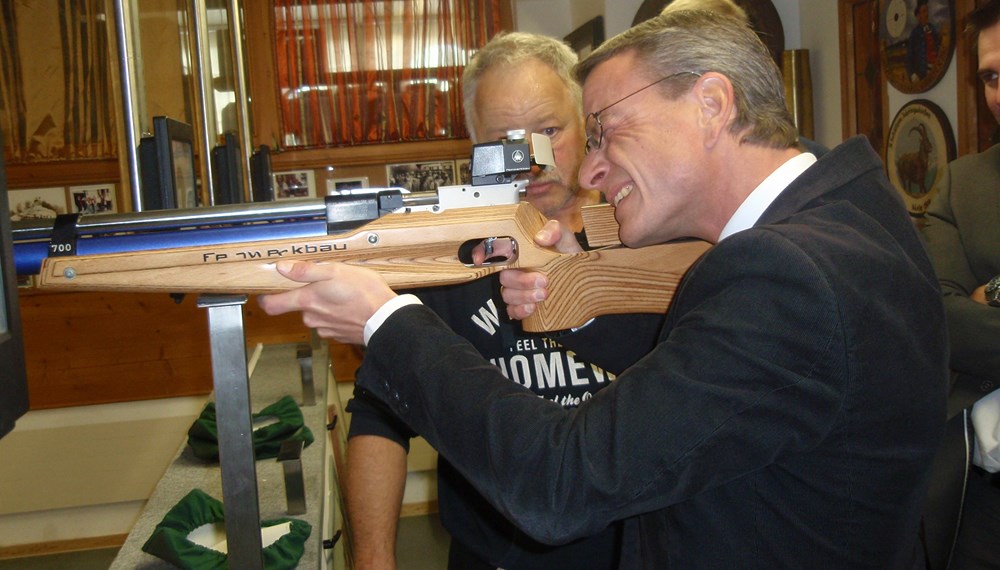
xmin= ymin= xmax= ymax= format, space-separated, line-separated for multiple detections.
xmin=260 ymin=10 xmax=948 ymax=568
xmin=922 ymin=2 xmax=1000 ymax=567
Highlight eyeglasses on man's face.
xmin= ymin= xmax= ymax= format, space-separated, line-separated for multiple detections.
xmin=584 ymin=71 xmax=702 ymax=154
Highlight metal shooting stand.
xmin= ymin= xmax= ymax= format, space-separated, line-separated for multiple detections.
xmin=197 ymin=294 xmax=263 ymax=570
xmin=194 ymin=295 xmax=327 ymax=568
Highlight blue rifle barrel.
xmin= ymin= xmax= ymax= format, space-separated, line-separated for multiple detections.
xmin=12 ymin=190 xmax=430 ymax=276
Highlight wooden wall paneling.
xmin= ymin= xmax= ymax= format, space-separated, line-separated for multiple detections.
xmin=20 ymin=291 xmax=319 ymax=410
xmin=839 ymin=0 xmax=888 ymax=157
xmin=5 ymin=159 xmax=119 ymax=190
xmin=271 ymin=139 xmax=473 ymax=171
xmin=243 ymin=1 xmax=282 ymax=151
xmin=20 ymin=292 xmax=214 ymax=409
xmin=956 ymin=0 xmax=976 ymax=155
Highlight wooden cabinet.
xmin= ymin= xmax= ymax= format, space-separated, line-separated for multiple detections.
xmin=19 ymin=290 xmax=312 ymax=408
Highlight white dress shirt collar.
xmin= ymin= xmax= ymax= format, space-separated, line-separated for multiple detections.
xmin=718 ymin=152 xmax=817 ymax=241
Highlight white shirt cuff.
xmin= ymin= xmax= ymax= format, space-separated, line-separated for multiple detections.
xmin=972 ymin=387 xmax=1000 ymax=473
xmin=363 ymin=294 xmax=422 ymax=346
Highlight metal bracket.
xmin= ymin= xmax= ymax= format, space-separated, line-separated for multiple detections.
xmin=277 ymin=439 xmax=307 ymax=515
xmin=296 ymin=343 xmax=316 ymax=407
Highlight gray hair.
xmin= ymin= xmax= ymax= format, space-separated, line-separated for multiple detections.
xmin=660 ymin=0 xmax=748 ymax=22
xmin=577 ymin=10 xmax=797 ymax=149
xmin=462 ymin=32 xmax=582 ymax=142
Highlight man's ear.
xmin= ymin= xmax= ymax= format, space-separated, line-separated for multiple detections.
xmin=694 ymin=73 xmax=735 ymax=148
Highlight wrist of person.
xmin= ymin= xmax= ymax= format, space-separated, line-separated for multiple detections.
xmin=364 ymin=294 xmax=422 ymax=345
xmin=985 ymin=275 xmax=1000 ymax=307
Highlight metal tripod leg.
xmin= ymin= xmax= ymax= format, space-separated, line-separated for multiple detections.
xmin=197 ymin=294 xmax=263 ymax=570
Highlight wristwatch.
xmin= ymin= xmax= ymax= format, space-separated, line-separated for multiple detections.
xmin=986 ymin=275 xmax=1000 ymax=307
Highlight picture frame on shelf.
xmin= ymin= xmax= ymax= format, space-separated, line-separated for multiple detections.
xmin=8 ymin=187 xmax=67 ymax=221
xmin=455 ymin=158 xmax=471 ymax=185
xmin=326 ymin=176 xmax=370 ymax=196
xmin=273 ymin=170 xmax=316 ymax=199
xmin=386 ymin=161 xmax=455 ymax=193
xmin=69 ymin=184 xmax=117 ymax=214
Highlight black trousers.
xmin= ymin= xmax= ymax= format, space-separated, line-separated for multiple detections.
xmin=950 ymin=467 xmax=1000 ymax=570
xmin=448 ymin=539 xmax=498 ymax=570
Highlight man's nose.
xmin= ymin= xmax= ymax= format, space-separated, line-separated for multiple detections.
xmin=578 ymin=151 xmax=607 ymax=193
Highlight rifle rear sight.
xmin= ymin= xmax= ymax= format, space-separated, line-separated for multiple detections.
xmin=469 ymin=131 xmax=555 ymax=186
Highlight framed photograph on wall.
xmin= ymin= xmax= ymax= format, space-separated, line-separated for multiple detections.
xmin=326 ymin=176 xmax=370 ymax=196
xmin=885 ymin=99 xmax=956 ymax=218
xmin=273 ymin=170 xmax=316 ymax=199
xmin=69 ymin=184 xmax=117 ymax=214
xmin=8 ymin=187 xmax=67 ymax=221
xmin=386 ymin=161 xmax=455 ymax=193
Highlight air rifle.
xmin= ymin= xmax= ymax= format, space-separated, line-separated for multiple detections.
xmin=13 ymin=133 xmax=709 ymax=332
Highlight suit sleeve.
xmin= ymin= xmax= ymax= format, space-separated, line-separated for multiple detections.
xmin=346 ymin=383 xmax=416 ymax=450
xmin=923 ymin=162 xmax=1000 ymax=383
xmin=356 ymin=231 xmax=846 ymax=544
xmin=552 ymin=312 xmax=665 ymax=375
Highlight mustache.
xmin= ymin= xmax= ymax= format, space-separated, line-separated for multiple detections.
xmin=527 ymin=169 xmax=564 ymax=185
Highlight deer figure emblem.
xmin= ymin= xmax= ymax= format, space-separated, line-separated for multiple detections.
xmin=895 ymin=123 xmax=934 ymax=196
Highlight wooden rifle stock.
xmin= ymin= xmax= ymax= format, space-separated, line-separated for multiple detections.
xmin=37 ymin=203 xmax=710 ymax=332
